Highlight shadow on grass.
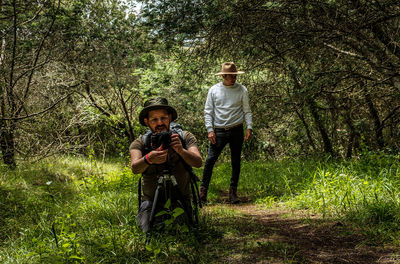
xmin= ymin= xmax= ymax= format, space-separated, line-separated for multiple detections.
xmin=0 ymin=167 xmax=78 ymax=242
xmin=198 ymin=204 xmax=398 ymax=264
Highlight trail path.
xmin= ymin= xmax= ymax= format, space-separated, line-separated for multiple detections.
xmin=201 ymin=201 xmax=399 ymax=264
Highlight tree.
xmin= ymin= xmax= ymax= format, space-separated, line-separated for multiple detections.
xmin=0 ymin=0 xmax=158 ymax=165
xmin=68 ymin=0 xmax=154 ymax=155
xmin=0 ymin=0 xmax=80 ymax=167
xmin=138 ymin=0 xmax=400 ymax=157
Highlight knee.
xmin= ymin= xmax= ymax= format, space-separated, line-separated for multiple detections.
xmin=137 ymin=200 xmax=153 ymax=232
xmin=205 ymin=155 xmax=218 ymax=165
xmin=139 ymin=200 xmax=152 ymax=212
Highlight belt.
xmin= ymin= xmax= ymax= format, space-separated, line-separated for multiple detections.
xmin=214 ymin=123 xmax=243 ymax=131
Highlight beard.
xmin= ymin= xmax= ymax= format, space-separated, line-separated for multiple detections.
xmin=154 ymin=124 xmax=168 ymax=133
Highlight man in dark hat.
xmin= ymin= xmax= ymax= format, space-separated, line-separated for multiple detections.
xmin=130 ymin=97 xmax=202 ymax=232
xmin=200 ymin=62 xmax=253 ymax=204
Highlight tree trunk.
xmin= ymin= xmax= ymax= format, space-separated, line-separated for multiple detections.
xmin=344 ymin=110 xmax=360 ymax=158
xmin=364 ymin=92 xmax=384 ymax=150
xmin=307 ymin=97 xmax=335 ymax=156
xmin=295 ymin=109 xmax=316 ymax=151
xmin=0 ymin=122 xmax=16 ymax=168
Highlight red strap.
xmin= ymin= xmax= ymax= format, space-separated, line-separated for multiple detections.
xmin=145 ymin=154 xmax=152 ymax=164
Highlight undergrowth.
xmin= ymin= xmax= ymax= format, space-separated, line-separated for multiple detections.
xmin=0 ymin=156 xmax=202 ymax=263
xmin=218 ymin=152 xmax=400 ymax=245
xmin=0 ymin=152 xmax=399 ymax=263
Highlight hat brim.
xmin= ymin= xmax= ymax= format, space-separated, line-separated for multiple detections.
xmin=215 ymin=71 xmax=245 ymax=75
xmin=139 ymin=105 xmax=178 ymax=126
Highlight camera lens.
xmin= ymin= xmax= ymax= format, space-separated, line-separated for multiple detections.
xmin=150 ymin=131 xmax=171 ymax=150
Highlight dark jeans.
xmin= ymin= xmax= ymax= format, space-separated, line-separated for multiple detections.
xmin=201 ymin=124 xmax=244 ymax=190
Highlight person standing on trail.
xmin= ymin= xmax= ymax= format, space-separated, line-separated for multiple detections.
xmin=199 ymin=62 xmax=253 ymax=204
xmin=129 ymin=97 xmax=203 ymax=232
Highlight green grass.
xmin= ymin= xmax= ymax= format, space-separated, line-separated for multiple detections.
xmin=1 ymin=152 xmax=400 ymax=263
xmin=0 ymin=156 xmax=145 ymax=263
xmin=205 ymin=152 xmax=400 ymax=244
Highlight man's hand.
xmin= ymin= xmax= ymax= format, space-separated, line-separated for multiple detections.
xmin=170 ymin=133 xmax=184 ymax=155
xmin=148 ymin=146 xmax=168 ymax=164
xmin=244 ymin=129 xmax=252 ymax=142
xmin=208 ymin=131 xmax=216 ymax=144
xmin=171 ymin=133 xmax=203 ymax=168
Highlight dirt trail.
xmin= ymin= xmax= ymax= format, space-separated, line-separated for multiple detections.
xmin=202 ymin=201 xmax=399 ymax=264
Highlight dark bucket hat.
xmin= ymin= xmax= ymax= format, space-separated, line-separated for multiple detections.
xmin=139 ymin=97 xmax=178 ymax=126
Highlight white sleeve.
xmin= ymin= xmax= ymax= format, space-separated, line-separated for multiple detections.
xmin=204 ymin=88 xmax=214 ymax=133
xmin=242 ymin=87 xmax=253 ymax=130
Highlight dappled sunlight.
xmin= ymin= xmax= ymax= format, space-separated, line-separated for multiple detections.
xmin=1 ymin=155 xmax=400 ymax=263
xmin=201 ymin=204 xmax=396 ymax=264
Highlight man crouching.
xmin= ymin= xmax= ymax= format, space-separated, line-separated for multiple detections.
xmin=129 ymin=97 xmax=202 ymax=232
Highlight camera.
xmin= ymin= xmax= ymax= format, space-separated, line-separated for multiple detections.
xmin=150 ymin=131 xmax=172 ymax=150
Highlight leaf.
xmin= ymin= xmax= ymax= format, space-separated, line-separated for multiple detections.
xmin=155 ymin=210 xmax=168 ymax=217
xmin=180 ymin=224 xmax=189 ymax=233
xmin=172 ymin=207 xmax=184 ymax=218
xmin=164 ymin=218 xmax=174 ymax=226
xmin=26 ymin=251 xmax=37 ymax=257
xmin=145 ymin=244 xmax=153 ymax=251
xmin=164 ymin=199 xmax=171 ymax=208
xmin=69 ymin=255 xmax=83 ymax=260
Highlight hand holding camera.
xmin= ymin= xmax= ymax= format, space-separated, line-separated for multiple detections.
xmin=147 ymin=147 xmax=168 ymax=164
xmin=170 ymin=133 xmax=184 ymax=155
xmin=149 ymin=132 xmax=184 ymax=160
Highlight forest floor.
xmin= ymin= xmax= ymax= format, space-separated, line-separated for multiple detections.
xmin=200 ymin=192 xmax=400 ymax=264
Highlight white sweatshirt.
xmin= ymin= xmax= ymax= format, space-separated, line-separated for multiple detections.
xmin=204 ymin=82 xmax=253 ymax=133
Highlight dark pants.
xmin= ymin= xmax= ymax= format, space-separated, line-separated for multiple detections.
xmin=201 ymin=124 xmax=244 ymax=190
xmin=137 ymin=200 xmax=153 ymax=233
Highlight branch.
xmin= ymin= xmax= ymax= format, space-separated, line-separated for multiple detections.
xmin=81 ymin=80 xmax=130 ymax=138
xmin=8 ymin=0 xmax=18 ymax=113
xmin=84 ymin=80 xmax=112 ymax=118
xmin=16 ymin=0 xmax=62 ymax=117
xmin=323 ymin=42 xmax=363 ymax=58
xmin=0 ymin=4 xmax=44 ymax=40
xmin=381 ymin=105 xmax=400 ymax=126
xmin=1 ymin=92 xmax=74 ymax=121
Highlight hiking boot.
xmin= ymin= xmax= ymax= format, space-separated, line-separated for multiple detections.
xmin=229 ymin=186 xmax=240 ymax=204
xmin=199 ymin=186 xmax=207 ymax=203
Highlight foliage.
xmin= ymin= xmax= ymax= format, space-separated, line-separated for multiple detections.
xmin=0 ymin=0 xmax=162 ymax=166
xmin=2 ymin=1 xmax=400 ymax=261
xmin=139 ymin=0 xmax=400 ymax=158
xmin=0 ymin=156 xmax=203 ymax=263
xmin=3 ymin=0 xmax=400 ymax=164
xmin=1 ymin=154 xmax=400 ymax=262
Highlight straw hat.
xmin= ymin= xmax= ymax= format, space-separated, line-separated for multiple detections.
xmin=139 ymin=97 xmax=177 ymax=126
xmin=215 ymin=62 xmax=245 ymax=75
